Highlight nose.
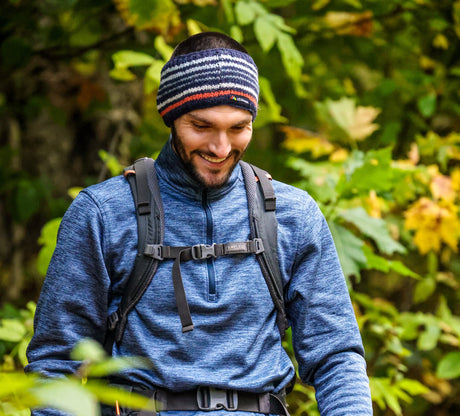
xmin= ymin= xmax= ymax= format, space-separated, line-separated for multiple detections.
xmin=208 ymin=131 xmax=231 ymax=158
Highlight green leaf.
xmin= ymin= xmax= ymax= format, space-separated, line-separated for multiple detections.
xmin=417 ymin=92 xmax=437 ymax=118
xmin=0 ymin=319 xmax=26 ymax=342
xmin=154 ymin=36 xmax=173 ymax=61
xmin=328 ymin=221 xmax=366 ymax=278
xmin=32 ymin=378 xmax=98 ymax=416
xmin=398 ymin=379 xmax=429 ymax=395
xmin=276 ymin=32 xmax=304 ymax=83
xmin=112 ymin=51 xmax=155 ymax=69
xmin=87 ymin=356 xmax=150 ymax=378
xmin=337 ymin=148 xmax=405 ymax=196
xmin=110 ymin=67 xmax=137 ymax=81
xmin=0 ymin=373 xmax=36 ymax=399
xmin=71 ymin=338 xmax=106 ymax=363
xmin=37 ymin=218 xmax=61 ymax=277
xmin=254 ymin=17 xmax=277 ymax=52
xmin=339 ymin=207 xmax=406 ymax=255
xmin=84 ymin=381 xmax=152 ymax=410
xmin=387 ymin=260 xmax=420 ymax=279
xmin=312 ymin=0 xmax=331 ymax=10
xmin=144 ymin=60 xmax=164 ymax=94
xmin=436 ymin=352 xmax=460 ymax=379
xmin=417 ymin=318 xmax=441 ymax=351
xmin=256 ymin=76 xmax=287 ymax=125
xmin=235 ymin=1 xmax=257 ymax=25
xmin=413 ymin=276 xmax=436 ymax=304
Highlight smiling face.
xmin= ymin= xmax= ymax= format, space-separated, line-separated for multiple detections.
xmin=171 ymin=105 xmax=253 ymax=189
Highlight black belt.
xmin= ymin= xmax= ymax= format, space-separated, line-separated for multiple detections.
xmin=104 ymin=386 xmax=289 ymax=416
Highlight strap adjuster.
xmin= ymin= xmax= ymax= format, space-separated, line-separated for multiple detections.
xmin=144 ymin=244 xmax=164 ymax=260
xmin=192 ymin=244 xmax=217 ymax=260
xmin=253 ymin=238 xmax=264 ymax=254
xmin=107 ymin=311 xmax=120 ymax=331
xmin=196 ymin=387 xmax=238 ymax=411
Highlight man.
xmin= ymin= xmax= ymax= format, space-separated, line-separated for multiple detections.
xmin=26 ymin=32 xmax=372 ymax=415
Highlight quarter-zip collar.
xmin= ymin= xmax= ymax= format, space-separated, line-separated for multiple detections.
xmin=155 ymin=137 xmax=242 ymax=202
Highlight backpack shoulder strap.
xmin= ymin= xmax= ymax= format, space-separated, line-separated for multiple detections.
xmin=104 ymin=157 xmax=164 ymax=353
xmin=239 ymin=161 xmax=288 ymax=337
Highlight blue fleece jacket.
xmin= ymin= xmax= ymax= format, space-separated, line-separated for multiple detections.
xmin=26 ymin=139 xmax=372 ymax=415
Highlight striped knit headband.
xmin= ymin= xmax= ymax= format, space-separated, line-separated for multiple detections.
xmin=157 ymin=48 xmax=259 ymax=127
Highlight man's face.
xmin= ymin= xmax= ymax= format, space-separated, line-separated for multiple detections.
xmin=172 ymin=105 xmax=253 ymax=189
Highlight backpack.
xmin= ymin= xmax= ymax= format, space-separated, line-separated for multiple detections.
xmin=104 ymin=157 xmax=288 ymax=353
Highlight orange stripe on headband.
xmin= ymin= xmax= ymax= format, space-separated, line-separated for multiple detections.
xmin=159 ymin=90 xmax=258 ymax=118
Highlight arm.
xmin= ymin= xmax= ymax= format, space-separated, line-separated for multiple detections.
xmin=25 ymin=191 xmax=111 ymax=415
xmin=285 ymin=199 xmax=372 ymax=415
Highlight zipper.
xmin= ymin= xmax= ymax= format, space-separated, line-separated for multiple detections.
xmin=202 ymin=189 xmax=217 ymax=300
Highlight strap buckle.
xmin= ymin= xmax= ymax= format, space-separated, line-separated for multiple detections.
xmin=196 ymin=387 xmax=238 ymax=411
xmin=191 ymin=244 xmax=217 ymax=260
xmin=107 ymin=311 xmax=120 ymax=331
xmin=253 ymin=238 xmax=264 ymax=254
xmin=144 ymin=244 xmax=164 ymax=260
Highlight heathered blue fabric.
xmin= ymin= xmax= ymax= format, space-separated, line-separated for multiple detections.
xmin=26 ymin=139 xmax=372 ymax=415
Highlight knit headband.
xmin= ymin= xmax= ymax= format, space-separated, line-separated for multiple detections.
xmin=157 ymin=48 xmax=259 ymax=127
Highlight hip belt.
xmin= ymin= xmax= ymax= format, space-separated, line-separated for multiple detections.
xmin=105 ymin=386 xmax=289 ymax=416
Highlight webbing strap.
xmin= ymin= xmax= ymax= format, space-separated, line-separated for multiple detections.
xmin=144 ymin=239 xmax=264 ymax=332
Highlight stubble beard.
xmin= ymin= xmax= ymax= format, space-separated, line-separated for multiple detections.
xmin=171 ymin=127 xmax=247 ymax=189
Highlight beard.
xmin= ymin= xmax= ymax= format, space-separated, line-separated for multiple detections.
xmin=171 ymin=126 xmax=248 ymax=189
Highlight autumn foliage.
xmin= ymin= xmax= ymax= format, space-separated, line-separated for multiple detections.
xmin=1 ymin=0 xmax=460 ymax=415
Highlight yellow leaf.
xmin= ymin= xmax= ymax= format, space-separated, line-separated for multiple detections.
xmin=324 ymin=11 xmax=374 ymax=37
xmin=113 ymin=0 xmax=181 ymax=35
xmin=430 ymin=174 xmax=455 ymax=202
xmin=451 ymin=168 xmax=460 ymax=192
xmin=327 ymin=98 xmax=380 ymax=141
xmin=404 ymin=198 xmax=460 ymax=254
xmin=366 ymin=190 xmax=382 ymax=218
xmin=329 ymin=148 xmax=349 ymax=162
xmin=433 ymin=33 xmax=449 ymax=50
xmin=281 ymin=126 xmax=335 ymax=157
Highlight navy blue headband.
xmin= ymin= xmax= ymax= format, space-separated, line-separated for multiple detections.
xmin=157 ymin=48 xmax=259 ymax=127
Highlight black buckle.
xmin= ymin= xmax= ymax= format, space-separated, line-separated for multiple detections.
xmin=107 ymin=311 xmax=119 ymax=331
xmin=144 ymin=244 xmax=164 ymax=260
xmin=192 ymin=244 xmax=217 ymax=260
xmin=196 ymin=387 xmax=238 ymax=411
xmin=253 ymin=238 xmax=264 ymax=254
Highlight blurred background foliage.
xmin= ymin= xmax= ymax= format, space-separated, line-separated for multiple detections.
xmin=1 ymin=0 xmax=460 ymax=414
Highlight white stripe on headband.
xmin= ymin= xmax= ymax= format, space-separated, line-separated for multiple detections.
xmin=159 ymin=62 xmax=258 ymax=93
xmin=160 ymin=52 xmax=258 ymax=80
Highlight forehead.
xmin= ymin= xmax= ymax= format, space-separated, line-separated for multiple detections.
xmin=184 ymin=105 xmax=253 ymax=123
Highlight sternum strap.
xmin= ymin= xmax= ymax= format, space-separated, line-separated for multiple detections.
xmin=144 ymin=239 xmax=264 ymax=333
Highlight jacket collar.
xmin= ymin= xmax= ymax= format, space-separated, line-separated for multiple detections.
xmin=155 ymin=137 xmax=242 ymax=201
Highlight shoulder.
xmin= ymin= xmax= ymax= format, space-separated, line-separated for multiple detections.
xmin=63 ymin=175 xmax=133 ymax=227
xmin=81 ymin=175 xmax=131 ymax=207
xmin=271 ymin=179 xmax=323 ymax=220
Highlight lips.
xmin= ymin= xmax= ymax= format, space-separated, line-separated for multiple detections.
xmin=199 ymin=152 xmax=229 ymax=164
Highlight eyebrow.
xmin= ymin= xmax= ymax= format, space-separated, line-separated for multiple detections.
xmin=187 ymin=112 xmax=252 ymax=127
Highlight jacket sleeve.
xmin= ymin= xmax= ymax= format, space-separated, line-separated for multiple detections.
xmin=285 ymin=197 xmax=372 ymax=415
xmin=25 ymin=190 xmax=112 ymax=416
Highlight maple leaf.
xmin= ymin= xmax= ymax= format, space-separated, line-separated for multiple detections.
xmin=404 ymin=198 xmax=460 ymax=254
xmin=326 ymin=97 xmax=381 ymax=141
